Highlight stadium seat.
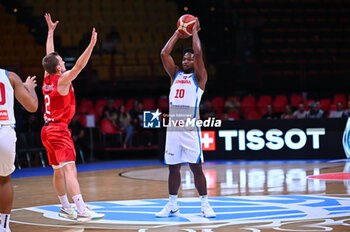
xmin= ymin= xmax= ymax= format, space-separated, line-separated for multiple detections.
xmin=113 ymin=99 xmax=124 ymax=111
xmin=126 ymin=99 xmax=136 ymax=112
xmin=143 ymin=98 xmax=156 ymax=111
xmin=290 ymin=94 xmax=303 ymax=108
xmin=241 ymin=96 xmax=256 ymax=112
xmin=320 ymin=99 xmax=331 ymax=112
xmin=272 ymin=95 xmax=288 ymax=112
xmin=304 ymin=99 xmax=315 ymax=110
xmin=78 ymin=99 xmax=94 ymax=114
xmin=257 ymin=95 xmax=272 ymax=110
xmin=157 ymin=97 xmax=169 ymax=111
xmin=95 ymin=99 xmax=108 ymax=118
xmin=100 ymin=120 xmax=117 ymax=134
xmin=333 ymin=94 xmax=346 ymax=106
xmin=228 ymin=111 xmax=240 ymax=120
xmin=245 ymin=110 xmax=259 ymax=120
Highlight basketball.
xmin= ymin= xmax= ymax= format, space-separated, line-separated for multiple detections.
xmin=177 ymin=14 xmax=197 ymax=38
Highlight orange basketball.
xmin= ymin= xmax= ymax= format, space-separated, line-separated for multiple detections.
xmin=177 ymin=14 xmax=197 ymax=38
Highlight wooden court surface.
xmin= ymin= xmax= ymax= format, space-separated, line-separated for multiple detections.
xmin=9 ymin=160 xmax=350 ymax=231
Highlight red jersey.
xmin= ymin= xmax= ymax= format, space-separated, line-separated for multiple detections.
xmin=42 ymin=74 xmax=76 ymax=124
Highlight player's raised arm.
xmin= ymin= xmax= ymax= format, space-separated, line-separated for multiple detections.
xmin=192 ymin=18 xmax=207 ymax=90
xmin=8 ymin=72 xmax=38 ymax=112
xmin=45 ymin=13 xmax=59 ymax=55
xmin=58 ymin=28 xmax=97 ymax=87
xmin=44 ymin=13 xmax=59 ymax=77
xmin=160 ymin=30 xmax=182 ymax=82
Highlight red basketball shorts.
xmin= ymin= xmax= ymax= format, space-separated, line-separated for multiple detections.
xmin=41 ymin=122 xmax=76 ymax=166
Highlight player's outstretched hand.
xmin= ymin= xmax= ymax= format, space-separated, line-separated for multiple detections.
xmin=45 ymin=13 xmax=59 ymax=31
xmin=90 ymin=28 xmax=98 ymax=47
xmin=24 ymin=76 xmax=37 ymax=90
xmin=193 ymin=17 xmax=200 ymax=32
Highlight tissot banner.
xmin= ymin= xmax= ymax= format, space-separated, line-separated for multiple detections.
xmin=159 ymin=118 xmax=350 ymax=160
xmin=199 ymin=118 xmax=347 ymax=160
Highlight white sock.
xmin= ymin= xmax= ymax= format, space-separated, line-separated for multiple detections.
xmin=58 ymin=194 xmax=71 ymax=209
xmin=200 ymin=195 xmax=209 ymax=206
xmin=72 ymin=194 xmax=86 ymax=213
xmin=169 ymin=195 xmax=178 ymax=204
xmin=0 ymin=213 xmax=10 ymax=230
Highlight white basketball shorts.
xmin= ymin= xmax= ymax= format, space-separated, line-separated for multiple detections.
xmin=0 ymin=125 xmax=16 ymax=176
xmin=164 ymin=129 xmax=203 ymax=165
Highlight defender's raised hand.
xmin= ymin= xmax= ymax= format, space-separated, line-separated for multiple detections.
xmin=90 ymin=28 xmax=98 ymax=47
xmin=23 ymin=76 xmax=37 ymax=90
xmin=45 ymin=13 xmax=59 ymax=31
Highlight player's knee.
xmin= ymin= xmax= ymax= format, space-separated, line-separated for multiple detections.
xmin=63 ymin=163 xmax=77 ymax=176
xmin=0 ymin=175 xmax=11 ymax=185
xmin=169 ymin=164 xmax=181 ymax=174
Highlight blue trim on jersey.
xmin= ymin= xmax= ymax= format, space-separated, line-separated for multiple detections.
xmin=171 ymin=71 xmax=182 ymax=88
xmin=191 ymin=73 xmax=199 ymax=89
xmin=195 ymin=125 xmax=202 ymax=163
xmin=5 ymin=70 xmax=8 ymax=78
xmin=193 ymin=87 xmax=199 ymax=118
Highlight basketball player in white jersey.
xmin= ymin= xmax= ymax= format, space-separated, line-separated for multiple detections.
xmin=156 ymin=18 xmax=216 ymax=218
xmin=0 ymin=69 xmax=38 ymax=232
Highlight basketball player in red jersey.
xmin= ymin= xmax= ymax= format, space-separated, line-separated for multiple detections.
xmin=156 ymin=18 xmax=216 ymax=218
xmin=0 ymin=70 xmax=37 ymax=232
xmin=41 ymin=13 xmax=104 ymax=221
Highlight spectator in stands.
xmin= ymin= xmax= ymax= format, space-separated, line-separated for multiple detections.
xmin=261 ymin=104 xmax=279 ymax=119
xmin=224 ymin=96 xmax=240 ymax=112
xmin=201 ymin=100 xmax=217 ymax=120
xmin=222 ymin=110 xmax=234 ymax=121
xmin=101 ymin=99 xmax=118 ymax=127
xmin=293 ymin=103 xmax=307 ymax=119
xmin=101 ymin=27 xmax=121 ymax=55
xmin=117 ymin=105 xmax=134 ymax=149
xmin=315 ymin=101 xmax=325 ymax=117
xmin=329 ymin=101 xmax=344 ymax=118
xmin=18 ymin=113 xmax=41 ymax=147
xmin=69 ymin=116 xmax=87 ymax=161
xmin=342 ymin=100 xmax=350 ymax=117
xmin=281 ymin=105 xmax=294 ymax=119
xmin=70 ymin=115 xmax=85 ymax=147
xmin=306 ymin=101 xmax=324 ymax=119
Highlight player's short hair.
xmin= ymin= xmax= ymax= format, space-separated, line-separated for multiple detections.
xmin=183 ymin=48 xmax=194 ymax=56
xmin=42 ymin=52 xmax=59 ymax=74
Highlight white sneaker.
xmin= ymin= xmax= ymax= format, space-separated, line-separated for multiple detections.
xmin=58 ymin=206 xmax=77 ymax=220
xmin=155 ymin=202 xmax=180 ymax=217
xmin=201 ymin=203 xmax=216 ymax=218
xmin=77 ymin=207 xmax=105 ymax=222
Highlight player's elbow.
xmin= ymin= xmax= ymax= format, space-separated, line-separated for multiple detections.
xmin=27 ymin=104 xmax=38 ymax=112
xmin=27 ymin=100 xmax=38 ymax=112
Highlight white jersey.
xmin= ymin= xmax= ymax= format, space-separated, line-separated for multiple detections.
xmin=165 ymin=71 xmax=204 ymax=165
xmin=0 ymin=69 xmax=15 ymax=125
xmin=169 ymin=71 xmax=203 ymax=119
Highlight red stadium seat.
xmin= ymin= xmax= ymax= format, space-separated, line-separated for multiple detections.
xmin=245 ymin=110 xmax=259 ymax=120
xmin=334 ymin=94 xmax=346 ymax=106
xmin=272 ymin=95 xmax=288 ymax=112
xmin=290 ymin=94 xmax=303 ymax=107
xmin=257 ymin=95 xmax=272 ymax=110
xmin=78 ymin=99 xmax=93 ymax=114
xmin=126 ymin=99 xmax=136 ymax=112
xmin=100 ymin=120 xmax=117 ymax=134
xmin=143 ymin=98 xmax=156 ymax=110
xmin=241 ymin=96 xmax=256 ymax=112
xmin=228 ymin=111 xmax=240 ymax=120
xmin=113 ymin=99 xmax=124 ymax=111
xmin=157 ymin=97 xmax=169 ymax=111
xmin=95 ymin=99 xmax=108 ymax=118
xmin=320 ymin=99 xmax=331 ymax=112
xmin=212 ymin=96 xmax=225 ymax=111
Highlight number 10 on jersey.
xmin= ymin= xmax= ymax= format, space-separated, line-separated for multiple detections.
xmin=175 ymin=89 xmax=185 ymax=98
